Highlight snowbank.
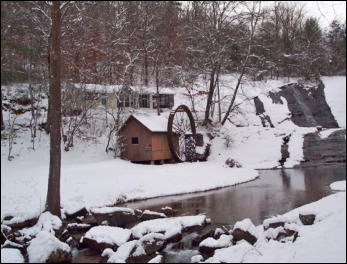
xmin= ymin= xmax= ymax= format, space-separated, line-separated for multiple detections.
xmin=330 ymin=180 xmax=346 ymax=191
xmin=1 ymin=248 xmax=24 ymax=263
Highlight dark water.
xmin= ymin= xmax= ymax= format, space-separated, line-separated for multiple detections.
xmin=73 ymin=167 xmax=346 ymax=263
xmin=126 ymin=167 xmax=346 ymax=226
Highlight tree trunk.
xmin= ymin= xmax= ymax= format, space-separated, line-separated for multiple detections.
xmin=1 ymin=91 xmax=4 ymax=130
xmin=217 ymin=73 xmax=221 ymax=123
xmin=46 ymin=1 xmax=61 ymax=218
xmin=144 ymin=49 xmax=148 ymax=86
xmin=204 ymin=66 xmax=216 ymax=123
xmin=155 ymin=62 xmax=160 ymax=116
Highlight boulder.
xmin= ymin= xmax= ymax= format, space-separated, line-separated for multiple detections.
xmin=232 ymin=229 xmax=257 ymax=245
xmin=299 ymin=214 xmax=316 ymax=225
xmin=140 ymin=233 xmax=165 ymax=255
xmin=67 ymin=223 xmax=92 ymax=233
xmin=82 ymin=237 xmax=115 ymax=252
xmin=232 ymin=219 xmax=257 ymax=245
xmin=199 ymin=235 xmax=233 ymax=257
xmin=165 ymin=231 xmax=182 ymax=244
xmin=91 ymin=207 xmax=138 ymax=228
xmin=192 ymin=229 xmax=215 ymax=247
xmin=140 ymin=210 xmax=167 ymax=221
xmin=27 ymin=231 xmax=72 ymax=263
xmin=82 ymin=226 xmax=132 ymax=252
xmin=64 ymin=207 xmax=88 ymax=220
xmin=82 ymin=215 xmax=98 ymax=226
xmin=225 ymin=158 xmax=242 ymax=168
xmin=160 ymin=207 xmax=174 ymax=217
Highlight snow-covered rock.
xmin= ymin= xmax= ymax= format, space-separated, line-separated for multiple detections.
xmin=27 ymin=231 xmax=71 ymax=263
xmin=232 ymin=218 xmax=258 ymax=245
xmin=140 ymin=210 xmax=167 ymax=221
xmin=199 ymin=234 xmax=233 ymax=255
xmin=82 ymin=226 xmax=131 ymax=251
xmin=19 ymin=212 xmax=62 ymax=239
xmin=90 ymin=206 xmax=138 ymax=228
xmin=131 ymin=215 xmax=207 ymax=241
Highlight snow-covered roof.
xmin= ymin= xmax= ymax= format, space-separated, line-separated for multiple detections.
xmin=131 ymin=114 xmax=169 ymax=132
xmin=73 ymin=83 xmax=123 ymax=94
xmin=73 ymin=83 xmax=176 ymax=95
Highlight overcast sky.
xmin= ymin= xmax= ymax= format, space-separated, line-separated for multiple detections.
xmin=300 ymin=1 xmax=346 ymax=28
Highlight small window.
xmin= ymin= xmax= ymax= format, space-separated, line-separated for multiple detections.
xmin=101 ymin=96 xmax=107 ymax=106
xmin=132 ymin=137 xmax=139 ymax=144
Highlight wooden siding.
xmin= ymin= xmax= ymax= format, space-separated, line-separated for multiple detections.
xmin=120 ymin=117 xmax=152 ymax=161
xmin=151 ymin=133 xmax=173 ymax=160
xmin=119 ymin=116 xmax=179 ymax=162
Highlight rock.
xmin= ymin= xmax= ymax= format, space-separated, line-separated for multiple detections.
xmin=3 ymin=217 xmax=38 ymax=230
xmin=135 ymin=209 xmax=143 ymax=218
xmin=277 ymin=81 xmax=338 ymax=128
xmin=299 ymin=214 xmax=316 ymax=225
xmin=82 ymin=237 xmax=115 ymax=252
xmin=27 ymin=231 xmax=72 ymax=263
xmin=225 ymin=158 xmax=242 ymax=168
xmin=65 ymin=207 xmax=88 ymax=220
xmin=83 ymin=215 xmax=98 ymax=226
xmin=82 ymin=226 xmax=132 ymax=252
xmin=46 ymin=247 xmax=72 ymax=263
xmin=65 ymin=236 xmax=80 ymax=249
xmin=140 ymin=233 xmax=165 ymax=255
xmin=232 ymin=219 xmax=258 ymax=245
xmin=192 ymin=229 xmax=215 ymax=247
xmin=102 ymin=241 xmax=153 ymax=264
xmin=264 ymin=221 xmax=286 ymax=231
xmin=298 ymin=129 xmax=346 ymax=168
xmin=264 ymin=226 xmax=299 ymax=242
xmin=67 ymin=223 xmax=92 ymax=233
xmin=213 ymin=228 xmax=227 ymax=239
xmin=140 ymin=210 xmax=167 ymax=221
xmin=91 ymin=207 xmax=138 ymax=228
xmin=165 ymin=231 xmax=183 ymax=245
xmin=199 ymin=235 xmax=233 ymax=258
xmin=232 ymin=229 xmax=257 ymax=245
xmin=160 ymin=207 xmax=174 ymax=217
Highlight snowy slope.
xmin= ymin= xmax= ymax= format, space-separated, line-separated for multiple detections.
xmin=322 ymin=76 xmax=346 ymax=128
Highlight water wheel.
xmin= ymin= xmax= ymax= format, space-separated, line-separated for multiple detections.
xmin=167 ymin=105 xmax=197 ymax=162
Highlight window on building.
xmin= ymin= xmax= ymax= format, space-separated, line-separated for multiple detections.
xmin=101 ymin=96 xmax=107 ymax=106
xmin=139 ymin=94 xmax=150 ymax=108
xmin=131 ymin=137 xmax=139 ymax=144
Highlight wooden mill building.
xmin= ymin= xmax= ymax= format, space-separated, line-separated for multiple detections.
xmin=119 ymin=114 xmax=178 ymax=164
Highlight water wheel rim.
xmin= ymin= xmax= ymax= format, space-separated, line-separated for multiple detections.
xmin=167 ymin=105 xmax=196 ymax=162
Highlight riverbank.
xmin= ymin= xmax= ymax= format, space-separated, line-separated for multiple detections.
xmin=1 ymin=158 xmax=258 ymax=222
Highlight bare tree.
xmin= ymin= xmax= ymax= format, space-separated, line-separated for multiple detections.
xmin=46 ymin=1 xmax=62 ymax=217
xmin=221 ymin=2 xmax=262 ymax=125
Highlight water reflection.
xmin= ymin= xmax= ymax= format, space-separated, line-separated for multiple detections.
xmin=126 ymin=167 xmax=346 ymax=226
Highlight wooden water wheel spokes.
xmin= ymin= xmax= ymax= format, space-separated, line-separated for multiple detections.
xmin=167 ymin=105 xmax=197 ymax=162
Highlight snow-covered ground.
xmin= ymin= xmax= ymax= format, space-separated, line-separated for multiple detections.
xmin=203 ymin=181 xmax=346 ymax=263
xmin=322 ymin=76 xmax=346 ymax=128
xmin=1 ymin=75 xmax=345 ymax=222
